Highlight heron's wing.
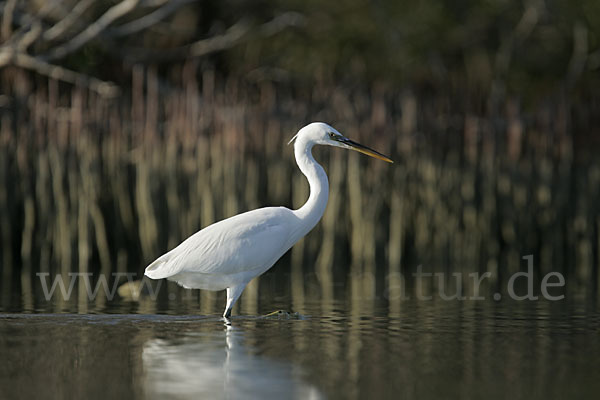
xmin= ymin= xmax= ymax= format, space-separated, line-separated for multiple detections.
xmin=144 ymin=207 xmax=296 ymax=279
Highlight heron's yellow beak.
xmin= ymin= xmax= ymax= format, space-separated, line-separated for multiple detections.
xmin=338 ymin=137 xmax=393 ymax=163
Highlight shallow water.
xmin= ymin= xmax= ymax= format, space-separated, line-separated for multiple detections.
xmin=1 ymin=297 xmax=599 ymax=400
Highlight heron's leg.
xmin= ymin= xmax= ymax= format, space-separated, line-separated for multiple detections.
xmin=223 ymin=284 xmax=246 ymax=318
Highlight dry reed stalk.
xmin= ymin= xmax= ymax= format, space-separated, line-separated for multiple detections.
xmin=200 ymin=289 xmax=217 ymax=315
xmin=20 ymin=195 xmax=34 ymax=310
xmin=387 ymin=168 xmax=405 ymax=309
xmin=315 ymin=151 xmax=343 ymax=309
xmin=241 ymin=278 xmax=259 ymax=315
xmin=290 ymin=168 xmax=309 ymax=311
xmin=77 ymin=184 xmax=89 ymax=313
xmin=135 ymin=161 xmax=158 ymax=262
xmin=0 ymin=147 xmax=11 ymax=307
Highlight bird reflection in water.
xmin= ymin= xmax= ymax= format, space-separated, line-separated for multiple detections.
xmin=142 ymin=320 xmax=322 ymax=399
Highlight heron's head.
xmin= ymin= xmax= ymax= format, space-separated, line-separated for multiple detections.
xmin=289 ymin=122 xmax=393 ymax=163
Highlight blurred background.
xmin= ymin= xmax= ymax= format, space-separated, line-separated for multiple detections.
xmin=1 ymin=0 xmax=600 ymax=313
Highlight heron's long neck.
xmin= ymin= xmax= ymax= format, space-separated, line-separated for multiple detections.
xmin=292 ymin=139 xmax=329 ymax=237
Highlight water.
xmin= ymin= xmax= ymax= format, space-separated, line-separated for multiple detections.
xmin=1 ymin=296 xmax=599 ymax=400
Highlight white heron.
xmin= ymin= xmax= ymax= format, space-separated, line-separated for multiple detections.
xmin=144 ymin=122 xmax=392 ymax=318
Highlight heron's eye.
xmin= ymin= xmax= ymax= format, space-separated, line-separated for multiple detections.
xmin=328 ymin=132 xmax=336 ymax=138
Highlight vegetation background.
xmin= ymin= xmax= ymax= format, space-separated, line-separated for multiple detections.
xmin=1 ymin=0 xmax=599 ymax=312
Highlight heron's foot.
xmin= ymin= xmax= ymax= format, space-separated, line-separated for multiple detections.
xmin=261 ymin=310 xmax=303 ymax=320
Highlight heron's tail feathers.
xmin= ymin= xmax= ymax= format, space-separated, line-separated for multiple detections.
xmin=144 ymin=252 xmax=177 ymax=279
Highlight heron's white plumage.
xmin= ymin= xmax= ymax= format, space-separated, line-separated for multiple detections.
xmin=144 ymin=122 xmax=392 ymax=317
xmin=145 ymin=206 xmax=299 ymax=290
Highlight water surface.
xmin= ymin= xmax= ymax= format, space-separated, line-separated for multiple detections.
xmin=1 ymin=298 xmax=599 ymax=399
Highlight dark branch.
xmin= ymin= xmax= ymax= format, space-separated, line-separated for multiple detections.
xmin=108 ymin=0 xmax=198 ymax=37
xmin=42 ymin=0 xmax=140 ymax=61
